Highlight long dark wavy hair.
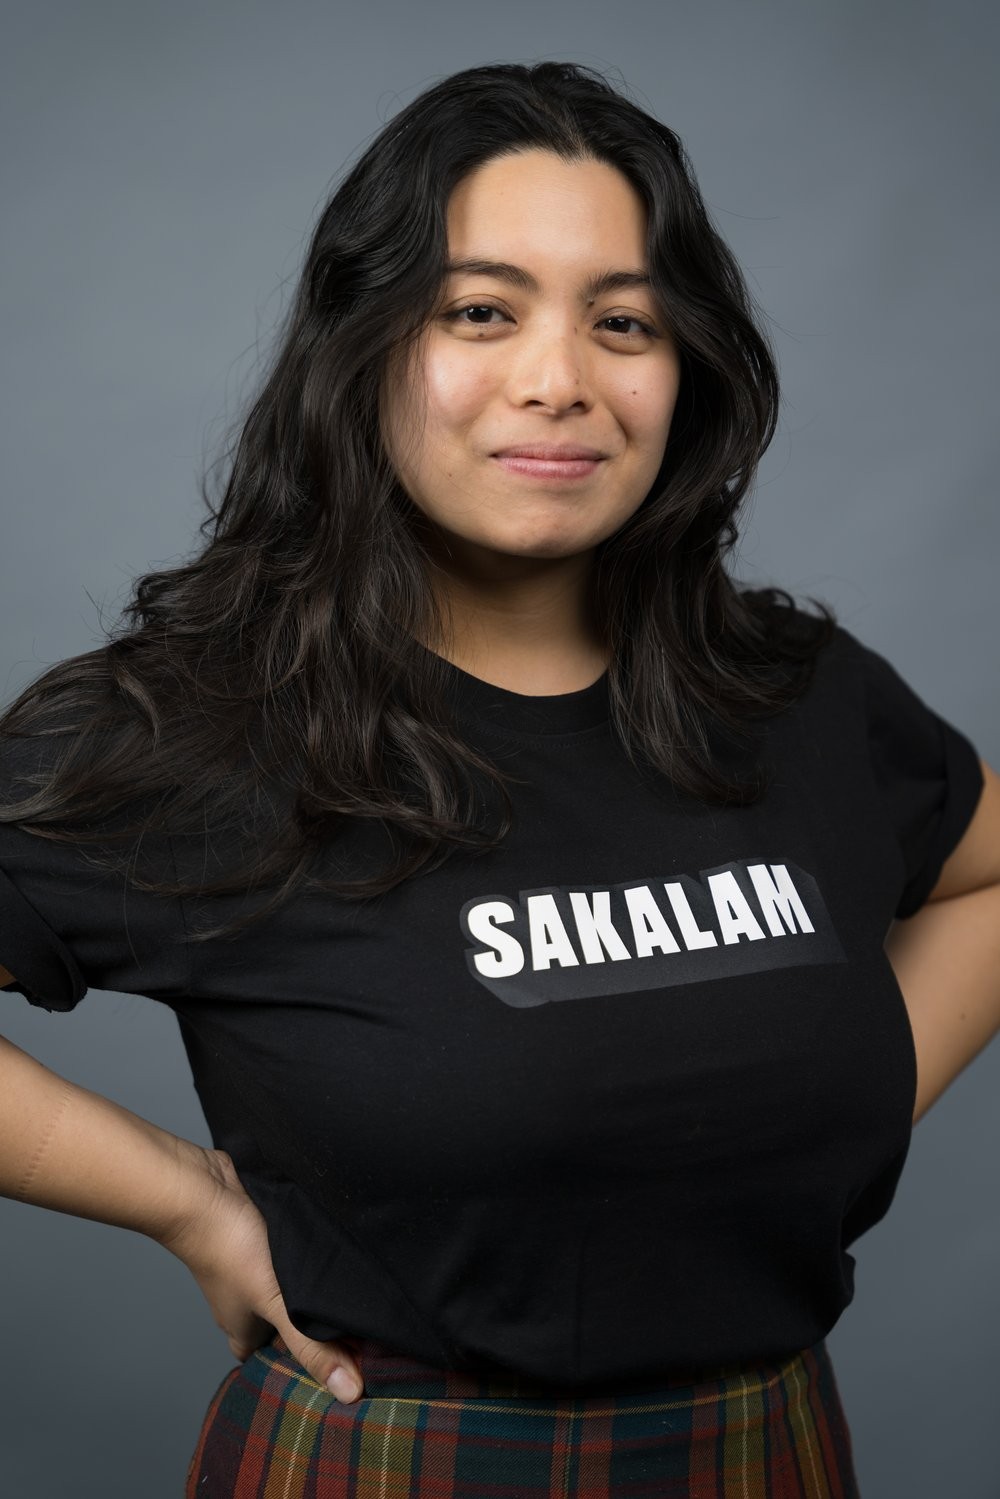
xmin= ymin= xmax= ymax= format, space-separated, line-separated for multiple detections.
xmin=0 ymin=60 xmax=835 ymax=944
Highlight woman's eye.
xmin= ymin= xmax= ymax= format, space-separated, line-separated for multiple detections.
xmin=444 ymin=304 xmax=507 ymax=327
xmin=602 ymin=316 xmax=656 ymax=340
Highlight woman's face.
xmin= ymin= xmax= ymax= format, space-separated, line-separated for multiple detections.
xmin=380 ymin=148 xmax=682 ymax=579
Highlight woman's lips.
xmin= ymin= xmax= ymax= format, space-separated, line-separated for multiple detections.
xmin=492 ymin=455 xmax=603 ymax=480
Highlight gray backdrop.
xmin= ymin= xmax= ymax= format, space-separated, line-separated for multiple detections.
xmin=2 ymin=2 xmax=998 ymax=1495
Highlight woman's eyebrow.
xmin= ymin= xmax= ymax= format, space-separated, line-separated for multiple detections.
xmin=443 ymin=258 xmax=652 ymax=303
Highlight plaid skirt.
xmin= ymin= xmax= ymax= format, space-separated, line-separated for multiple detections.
xmin=185 ymin=1330 xmax=860 ymax=1497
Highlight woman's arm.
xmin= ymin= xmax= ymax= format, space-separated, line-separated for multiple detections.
xmin=884 ymin=757 xmax=1000 ymax=1126
xmin=0 ymin=1028 xmax=366 ymax=1400
xmin=0 ymin=1029 xmax=218 ymax=1238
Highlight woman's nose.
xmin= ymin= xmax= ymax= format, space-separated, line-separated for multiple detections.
xmin=504 ymin=323 xmax=593 ymax=411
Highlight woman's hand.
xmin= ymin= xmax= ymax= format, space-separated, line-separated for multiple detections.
xmin=159 ymin=1145 xmax=364 ymax=1403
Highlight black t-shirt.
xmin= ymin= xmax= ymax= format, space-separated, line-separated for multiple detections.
xmin=0 ymin=623 xmax=985 ymax=1389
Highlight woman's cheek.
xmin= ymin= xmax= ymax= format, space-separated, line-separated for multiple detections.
xmin=425 ymin=350 xmax=496 ymax=421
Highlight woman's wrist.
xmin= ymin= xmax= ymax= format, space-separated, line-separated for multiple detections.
xmin=153 ymin=1136 xmax=232 ymax=1256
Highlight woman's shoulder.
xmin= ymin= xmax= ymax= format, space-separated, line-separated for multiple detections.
xmin=741 ymin=596 xmax=980 ymax=796
xmin=737 ymin=585 xmax=885 ymax=683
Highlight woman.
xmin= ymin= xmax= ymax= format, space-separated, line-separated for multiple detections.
xmin=1 ymin=60 xmax=997 ymax=1498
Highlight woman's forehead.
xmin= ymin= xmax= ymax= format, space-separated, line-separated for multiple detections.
xmin=444 ymin=150 xmax=648 ymax=261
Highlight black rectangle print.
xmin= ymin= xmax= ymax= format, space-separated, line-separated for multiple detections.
xmin=460 ymin=858 xmax=847 ymax=1008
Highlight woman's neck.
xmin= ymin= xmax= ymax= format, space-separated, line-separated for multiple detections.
xmin=421 ymin=551 xmax=608 ymax=696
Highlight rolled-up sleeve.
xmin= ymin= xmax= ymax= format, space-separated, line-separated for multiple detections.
xmin=0 ymin=860 xmax=88 ymax=1011
xmin=857 ymin=638 xmax=985 ymax=919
